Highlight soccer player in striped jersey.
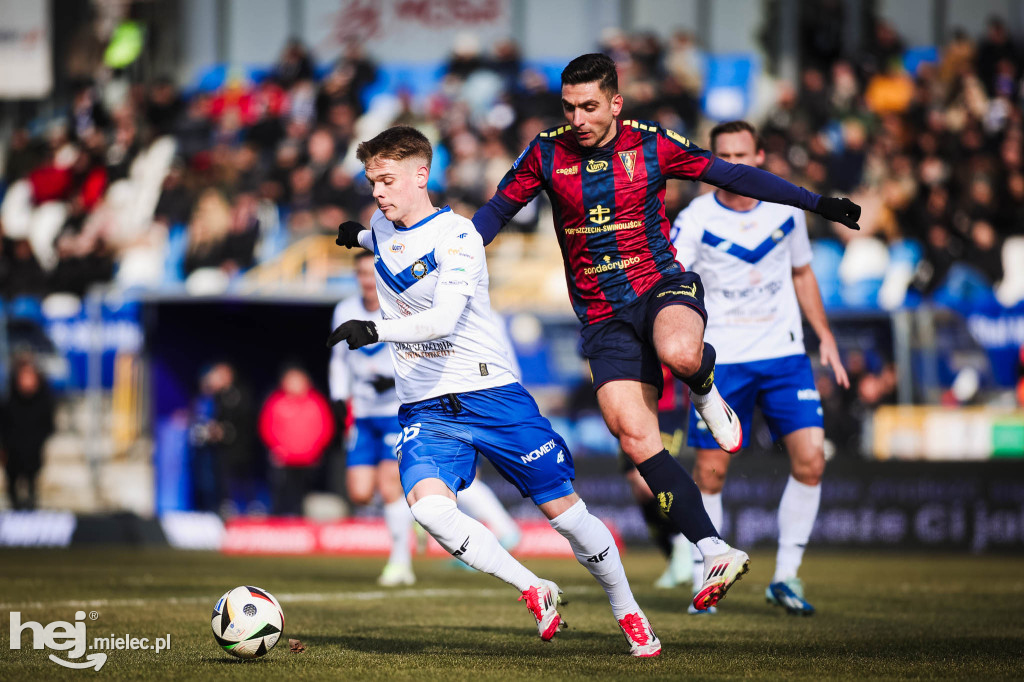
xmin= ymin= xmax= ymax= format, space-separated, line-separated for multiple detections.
xmin=672 ymin=121 xmax=850 ymax=615
xmin=472 ymin=53 xmax=860 ymax=612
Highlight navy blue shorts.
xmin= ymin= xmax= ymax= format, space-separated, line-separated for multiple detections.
xmin=396 ymin=383 xmax=575 ymax=505
xmin=688 ymin=354 xmax=824 ymax=449
xmin=581 ymin=270 xmax=707 ymax=394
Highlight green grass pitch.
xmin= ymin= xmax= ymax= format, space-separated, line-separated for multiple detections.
xmin=1 ymin=548 xmax=1022 ymax=680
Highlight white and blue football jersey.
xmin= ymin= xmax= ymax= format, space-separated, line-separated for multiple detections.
xmin=329 ymin=297 xmax=402 ymax=418
xmin=672 ymin=192 xmax=813 ymax=364
xmin=368 ymin=206 xmax=518 ymax=403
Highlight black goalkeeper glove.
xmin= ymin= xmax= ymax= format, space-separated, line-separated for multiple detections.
xmin=326 ymin=319 xmax=379 ymax=350
xmin=336 ymin=221 xmax=366 ymax=248
xmin=369 ymin=375 xmax=396 ymax=394
xmin=816 ymin=197 xmax=862 ymax=231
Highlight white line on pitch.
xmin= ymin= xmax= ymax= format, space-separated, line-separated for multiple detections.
xmin=0 ymin=586 xmax=599 ymax=611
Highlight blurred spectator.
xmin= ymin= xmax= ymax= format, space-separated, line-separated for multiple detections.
xmin=0 ymin=355 xmax=55 ymax=510
xmin=144 ymin=76 xmax=185 ymax=139
xmin=976 ymin=17 xmax=1018 ymax=97
xmin=258 ymin=365 xmax=334 ymax=516
xmin=184 ymin=189 xmax=234 ymax=275
xmin=190 ymin=362 xmax=259 ymax=516
xmin=274 ymin=38 xmax=315 ymax=89
xmin=0 ymin=238 xmax=47 ymax=298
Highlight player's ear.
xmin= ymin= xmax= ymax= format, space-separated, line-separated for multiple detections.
xmin=755 ymin=148 xmax=766 ymax=166
xmin=416 ymin=163 xmax=430 ymax=189
xmin=610 ymin=92 xmax=624 ymax=117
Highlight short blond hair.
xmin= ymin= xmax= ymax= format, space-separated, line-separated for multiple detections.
xmin=355 ymin=126 xmax=432 ymax=168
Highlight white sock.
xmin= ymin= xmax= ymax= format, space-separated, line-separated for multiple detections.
xmin=691 ymin=491 xmax=724 ymax=586
xmin=774 ymin=475 xmax=820 ymax=582
xmin=457 ymin=477 xmax=520 ymax=543
xmin=410 ymin=495 xmax=539 ymax=591
xmin=549 ymin=499 xmax=639 ymax=619
xmin=669 ymin=533 xmax=691 ymax=576
xmin=689 ymin=384 xmax=714 ymax=408
xmin=383 ymin=499 xmax=413 ymax=568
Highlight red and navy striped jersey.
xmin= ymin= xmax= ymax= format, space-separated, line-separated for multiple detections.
xmin=496 ymin=119 xmax=713 ymax=325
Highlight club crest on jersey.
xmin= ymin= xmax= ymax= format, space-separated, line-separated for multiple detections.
xmin=586 ymin=159 xmax=608 ymax=173
xmin=771 ymin=228 xmax=785 ymax=242
xmin=618 ymin=151 xmax=637 ymax=181
xmin=589 ymin=204 xmax=611 ymax=225
xmin=411 ymin=260 xmax=429 ymax=279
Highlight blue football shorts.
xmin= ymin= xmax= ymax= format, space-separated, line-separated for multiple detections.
xmin=396 ymin=382 xmax=575 ymax=505
xmin=346 ymin=416 xmax=402 ymax=467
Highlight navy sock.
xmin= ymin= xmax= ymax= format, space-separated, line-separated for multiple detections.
xmin=635 ymin=449 xmax=719 ymax=543
xmin=678 ymin=342 xmax=716 ymax=395
xmin=640 ymin=497 xmax=675 ymax=558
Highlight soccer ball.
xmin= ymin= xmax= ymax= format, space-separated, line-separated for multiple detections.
xmin=211 ymin=586 xmax=285 ymax=659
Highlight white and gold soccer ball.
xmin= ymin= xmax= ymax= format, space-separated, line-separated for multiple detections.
xmin=211 ymin=586 xmax=285 ymax=659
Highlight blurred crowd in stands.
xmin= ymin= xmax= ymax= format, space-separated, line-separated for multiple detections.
xmin=2 ymin=17 xmax=1022 ymax=308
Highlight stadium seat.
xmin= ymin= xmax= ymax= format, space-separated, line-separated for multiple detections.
xmin=879 ymin=239 xmax=922 ymax=310
xmin=10 ymin=295 xmax=43 ymax=322
xmin=995 ymin=236 xmax=1024 ymax=307
xmin=933 ymin=263 xmax=999 ymax=311
xmin=838 ymin=237 xmax=889 ymax=307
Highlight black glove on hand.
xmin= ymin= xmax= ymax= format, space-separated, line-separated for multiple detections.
xmin=326 ymin=320 xmax=379 ymax=349
xmin=816 ymin=197 xmax=862 ymax=231
xmin=370 ymin=375 xmax=396 ymax=393
xmin=336 ymin=221 xmax=366 ymax=248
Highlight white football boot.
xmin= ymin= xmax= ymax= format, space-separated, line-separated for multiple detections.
xmin=519 ymin=580 xmax=566 ymax=641
xmin=692 ymin=384 xmax=743 ymax=453
xmin=692 ymin=547 xmax=750 ymax=611
xmin=617 ymin=611 xmax=662 ymax=657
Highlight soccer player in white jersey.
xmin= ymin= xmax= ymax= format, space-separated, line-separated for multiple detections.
xmin=331 ymin=254 xmax=522 ymax=586
xmin=672 ymin=121 xmax=850 ymax=615
xmin=329 ymin=126 xmax=661 ymax=656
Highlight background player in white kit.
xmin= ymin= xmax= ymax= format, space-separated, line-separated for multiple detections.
xmin=329 ymin=126 xmax=661 ymax=657
xmin=331 ymin=252 xmax=522 ymax=587
xmin=330 ymin=250 xmax=415 ymax=587
xmin=672 ymin=121 xmax=850 ymax=615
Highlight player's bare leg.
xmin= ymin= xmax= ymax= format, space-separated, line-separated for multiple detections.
xmin=406 ymin=479 xmax=565 ymax=640
xmin=597 ymin=380 xmax=747 ymax=611
xmin=653 ymin=305 xmax=741 ymax=453
xmin=538 ymin=492 xmax=660 ymax=657
xmin=767 ymin=426 xmax=825 ymax=615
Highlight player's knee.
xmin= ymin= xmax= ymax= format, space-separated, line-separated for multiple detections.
xmin=408 ymin=494 xmax=458 ymax=532
xmin=618 ymin=428 xmax=660 ymax=462
xmin=791 ymin=456 xmax=825 ymax=486
xmin=694 ymin=460 xmax=726 ymax=494
xmin=347 ymin=489 xmax=373 ymax=506
xmin=662 ymin=341 xmax=702 ymax=379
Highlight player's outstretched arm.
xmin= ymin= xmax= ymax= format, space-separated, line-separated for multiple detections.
xmin=702 ymin=158 xmax=862 ymax=230
xmin=326 ymin=290 xmax=471 ymax=350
